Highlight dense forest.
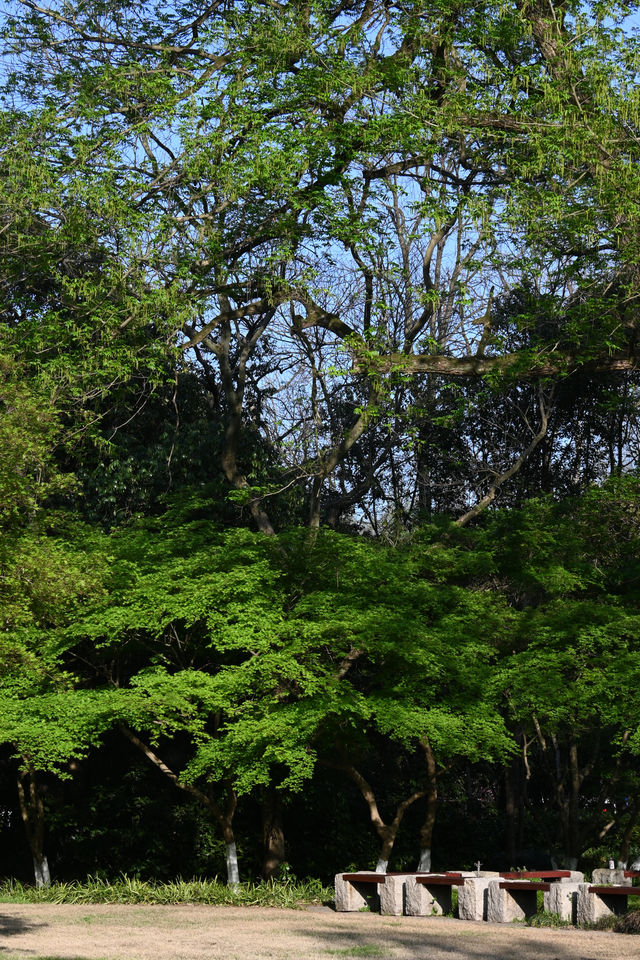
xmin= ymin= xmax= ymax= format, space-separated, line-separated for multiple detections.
xmin=2 ymin=0 xmax=640 ymax=889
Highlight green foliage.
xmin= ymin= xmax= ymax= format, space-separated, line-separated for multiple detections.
xmin=65 ymin=516 xmax=513 ymax=802
xmin=0 ymin=344 xmax=73 ymax=530
xmin=2 ymin=0 xmax=640 ymax=888
xmin=527 ymin=911 xmax=573 ymax=929
xmin=0 ymin=875 xmax=331 ymax=907
xmin=0 ymin=518 xmax=112 ymax=774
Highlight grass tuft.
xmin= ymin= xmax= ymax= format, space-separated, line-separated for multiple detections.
xmin=527 ymin=911 xmax=573 ymax=929
xmin=613 ymin=909 xmax=640 ymax=934
xmin=327 ymin=948 xmax=387 ymax=958
xmin=0 ymin=875 xmax=333 ymax=909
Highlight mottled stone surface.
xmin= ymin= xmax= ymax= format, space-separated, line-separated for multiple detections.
xmin=334 ymin=874 xmax=380 ymax=912
xmin=558 ymin=871 xmax=584 ymax=883
xmin=404 ymin=877 xmax=452 ymax=917
xmin=577 ymin=883 xmax=607 ymax=925
xmin=592 ymin=868 xmax=626 ymax=885
xmin=544 ymin=882 xmax=580 ymax=922
xmin=487 ymin=881 xmax=537 ymax=923
xmin=404 ymin=877 xmax=426 ymax=917
xmin=379 ymin=875 xmax=410 ymax=916
xmin=458 ymin=878 xmax=492 ymax=921
xmin=576 ymin=883 xmax=630 ymax=924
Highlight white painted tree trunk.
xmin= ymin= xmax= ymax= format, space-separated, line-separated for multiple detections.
xmin=33 ymin=854 xmax=51 ymax=888
xmin=417 ymin=848 xmax=431 ymax=872
xmin=565 ymin=856 xmax=578 ymax=870
xmin=226 ymin=841 xmax=240 ymax=887
xmin=375 ymin=859 xmax=388 ymax=873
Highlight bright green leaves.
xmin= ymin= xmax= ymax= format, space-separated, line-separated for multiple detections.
xmin=0 ymin=688 xmax=118 ymax=775
xmin=0 ymin=346 xmax=71 ymax=530
xmin=57 ymin=517 xmax=514 ymax=798
xmin=0 ymin=518 xmax=113 ymax=775
xmin=2 ymin=478 xmax=640 ymax=866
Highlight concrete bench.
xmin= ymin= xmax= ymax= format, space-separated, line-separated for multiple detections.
xmin=456 ymin=875 xmax=496 ymax=921
xmin=405 ymin=873 xmax=464 ymax=917
xmin=402 ymin=871 xmax=501 ymax=921
xmin=499 ymin=870 xmax=583 ymax=881
xmin=543 ymin=880 xmax=583 ymax=922
xmin=497 ymin=870 xmax=583 ymax=920
xmin=335 ymin=872 xmax=384 ymax=912
xmin=577 ymin=884 xmax=639 ymax=924
xmin=487 ymin=879 xmax=550 ymax=923
xmin=335 ymin=872 xmax=434 ymax=915
xmin=377 ymin=873 xmax=425 ymax=916
xmin=592 ymin=867 xmax=640 ymax=884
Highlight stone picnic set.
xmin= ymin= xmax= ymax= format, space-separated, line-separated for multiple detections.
xmin=334 ymin=867 xmax=640 ymax=924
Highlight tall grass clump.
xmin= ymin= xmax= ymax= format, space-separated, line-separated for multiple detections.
xmin=613 ymin=909 xmax=640 ymax=934
xmin=0 ymin=875 xmax=332 ymax=908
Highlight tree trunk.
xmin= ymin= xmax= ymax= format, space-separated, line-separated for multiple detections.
xmin=376 ymin=824 xmax=398 ymax=873
xmin=220 ymin=781 xmax=240 ymax=888
xmin=504 ymin=765 xmax=517 ymax=866
xmin=262 ymin=788 xmax=286 ymax=881
xmin=223 ymin=828 xmax=240 ymax=887
xmin=567 ymin=739 xmax=581 ymax=864
xmin=32 ymin=853 xmax=51 ymax=888
xmin=217 ymin=311 xmax=276 ymax=536
xmin=619 ymin=802 xmax=640 ymax=868
xmin=417 ymin=738 xmax=438 ymax=872
xmin=17 ymin=764 xmax=51 ymax=888
xmin=120 ymin=725 xmax=240 ymax=886
xmin=322 ymin=756 xmax=425 ymax=872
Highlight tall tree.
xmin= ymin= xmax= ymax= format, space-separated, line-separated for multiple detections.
xmin=3 ymin=0 xmax=640 ymax=529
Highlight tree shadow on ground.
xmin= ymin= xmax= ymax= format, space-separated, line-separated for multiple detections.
xmin=0 ymin=912 xmax=47 ymax=938
xmin=298 ymin=917 xmax=615 ymax=960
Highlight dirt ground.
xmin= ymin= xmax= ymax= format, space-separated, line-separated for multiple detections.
xmin=0 ymin=903 xmax=638 ymax=960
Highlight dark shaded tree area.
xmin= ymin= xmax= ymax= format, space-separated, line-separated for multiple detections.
xmin=2 ymin=487 xmax=640 ymax=883
xmin=2 ymin=0 xmax=640 ymax=887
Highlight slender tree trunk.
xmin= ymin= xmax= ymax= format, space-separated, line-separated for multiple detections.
xmin=120 ymin=725 xmax=240 ymax=886
xmin=376 ymin=825 xmax=398 ymax=873
xmin=322 ymin=754 xmax=426 ymax=871
xmin=504 ymin=764 xmax=517 ymax=867
xmin=262 ymin=788 xmax=286 ymax=880
xmin=220 ymin=781 xmax=240 ymax=888
xmin=567 ymin=738 xmax=581 ymax=866
xmin=416 ymin=739 xmax=438 ymax=872
xmin=17 ymin=764 xmax=51 ymax=888
xmin=223 ymin=825 xmax=240 ymax=887
xmin=619 ymin=802 xmax=640 ymax=868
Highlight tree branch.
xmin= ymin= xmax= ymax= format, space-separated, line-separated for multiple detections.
xmin=455 ymin=384 xmax=553 ymax=526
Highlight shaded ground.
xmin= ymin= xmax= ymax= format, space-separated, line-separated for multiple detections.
xmin=0 ymin=903 xmax=636 ymax=960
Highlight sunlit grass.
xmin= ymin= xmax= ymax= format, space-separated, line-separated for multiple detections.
xmin=0 ymin=875 xmax=332 ymax=908
xmin=326 ymin=947 xmax=387 ymax=958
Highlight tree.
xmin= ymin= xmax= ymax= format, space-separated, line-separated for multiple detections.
xmin=0 ymin=520 xmax=110 ymax=884
xmin=48 ymin=503 xmax=515 ymax=880
xmin=486 ymin=481 xmax=640 ymax=866
xmin=3 ymin=0 xmax=640 ymax=530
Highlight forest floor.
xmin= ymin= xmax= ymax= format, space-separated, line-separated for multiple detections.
xmin=0 ymin=903 xmax=637 ymax=960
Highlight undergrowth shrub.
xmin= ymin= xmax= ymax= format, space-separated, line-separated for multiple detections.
xmin=614 ymin=909 xmax=640 ymax=934
xmin=527 ymin=911 xmax=573 ymax=928
xmin=0 ymin=876 xmax=332 ymax=908
xmin=589 ymin=914 xmax=619 ymax=931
